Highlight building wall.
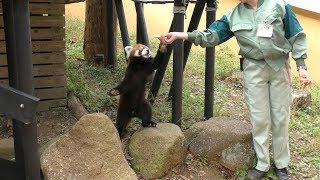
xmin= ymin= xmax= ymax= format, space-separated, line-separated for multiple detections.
xmin=290 ymin=5 xmax=320 ymax=84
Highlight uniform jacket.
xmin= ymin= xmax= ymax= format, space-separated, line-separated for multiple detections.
xmin=187 ymin=0 xmax=307 ymax=71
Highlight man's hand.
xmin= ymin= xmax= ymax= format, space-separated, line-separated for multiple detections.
xmin=156 ymin=32 xmax=188 ymax=45
xmin=298 ymin=69 xmax=312 ymax=89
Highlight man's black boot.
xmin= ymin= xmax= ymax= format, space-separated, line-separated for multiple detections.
xmin=247 ymin=168 xmax=267 ymax=180
xmin=275 ymin=168 xmax=289 ymax=180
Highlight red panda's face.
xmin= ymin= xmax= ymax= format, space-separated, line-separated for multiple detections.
xmin=125 ymin=44 xmax=152 ymax=60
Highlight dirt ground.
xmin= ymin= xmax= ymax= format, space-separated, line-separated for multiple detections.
xmin=0 ymin=107 xmax=233 ymax=180
xmin=0 ymin=107 xmax=78 ymax=146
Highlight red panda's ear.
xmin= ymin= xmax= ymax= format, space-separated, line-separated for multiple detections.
xmin=125 ymin=46 xmax=133 ymax=59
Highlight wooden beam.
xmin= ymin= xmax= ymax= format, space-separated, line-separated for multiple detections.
xmin=0 ymin=41 xmax=65 ymax=53
xmin=0 ymin=84 xmax=39 ymax=124
xmin=0 ymin=3 xmax=65 ymax=15
xmin=0 ymin=16 xmax=65 ymax=28
xmin=0 ymin=52 xmax=66 ymax=66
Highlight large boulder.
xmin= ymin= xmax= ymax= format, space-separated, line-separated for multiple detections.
xmin=185 ymin=117 xmax=255 ymax=171
xmin=128 ymin=123 xmax=187 ymax=179
xmin=40 ymin=113 xmax=137 ymax=180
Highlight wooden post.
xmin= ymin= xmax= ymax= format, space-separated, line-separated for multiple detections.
xmin=2 ymin=0 xmax=41 ymax=179
xmin=135 ymin=2 xmax=150 ymax=47
xmin=105 ymin=0 xmax=116 ymax=68
xmin=148 ymin=16 xmax=177 ymax=102
xmin=204 ymin=0 xmax=217 ymax=119
xmin=171 ymin=0 xmax=185 ymax=127
xmin=167 ymin=0 xmax=206 ymax=99
xmin=183 ymin=0 xmax=206 ymax=69
xmin=114 ymin=0 xmax=131 ymax=57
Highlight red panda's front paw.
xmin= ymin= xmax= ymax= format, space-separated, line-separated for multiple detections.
xmin=143 ymin=121 xmax=157 ymax=127
xmin=149 ymin=121 xmax=157 ymax=127
xmin=107 ymin=89 xmax=120 ymax=96
xmin=159 ymin=43 xmax=167 ymax=53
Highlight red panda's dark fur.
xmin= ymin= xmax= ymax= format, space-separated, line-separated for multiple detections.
xmin=107 ymin=43 xmax=165 ymax=138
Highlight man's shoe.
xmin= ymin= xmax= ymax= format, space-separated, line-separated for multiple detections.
xmin=247 ymin=168 xmax=267 ymax=180
xmin=275 ymin=168 xmax=289 ymax=180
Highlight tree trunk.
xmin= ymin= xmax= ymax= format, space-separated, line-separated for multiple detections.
xmin=84 ymin=0 xmax=117 ymax=66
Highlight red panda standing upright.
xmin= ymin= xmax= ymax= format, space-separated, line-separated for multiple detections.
xmin=107 ymin=43 xmax=166 ymax=138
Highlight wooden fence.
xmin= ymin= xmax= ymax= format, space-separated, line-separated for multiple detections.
xmin=0 ymin=0 xmax=66 ymax=111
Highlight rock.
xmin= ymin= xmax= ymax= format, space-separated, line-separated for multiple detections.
xmin=185 ymin=117 xmax=255 ymax=171
xmin=292 ymin=89 xmax=311 ymax=108
xmin=40 ymin=113 xmax=137 ymax=180
xmin=220 ymin=142 xmax=255 ymax=171
xmin=67 ymin=93 xmax=88 ymax=119
xmin=0 ymin=138 xmax=14 ymax=160
xmin=39 ymin=135 xmax=62 ymax=157
xmin=128 ymin=123 xmax=187 ymax=179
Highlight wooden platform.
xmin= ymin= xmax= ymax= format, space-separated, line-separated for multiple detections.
xmin=0 ymin=0 xmax=67 ymax=111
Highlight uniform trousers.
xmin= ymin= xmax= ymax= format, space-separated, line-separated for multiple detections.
xmin=243 ymin=58 xmax=292 ymax=171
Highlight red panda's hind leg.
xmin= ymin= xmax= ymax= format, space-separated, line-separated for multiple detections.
xmin=116 ymin=109 xmax=131 ymax=138
xmin=140 ymin=101 xmax=157 ymax=127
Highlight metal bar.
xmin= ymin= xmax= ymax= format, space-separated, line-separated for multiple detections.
xmin=135 ymin=2 xmax=150 ymax=47
xmin=168 ymin=0 xmax=206 ymax=100
xmin=148 ymin=16 xmax=176 ymax=102
xmin=136 ymin=4 xmax=142 ymax=44
xmin=2 ymin=0 xmax=41 ymax=179
xmin=105 ymin=0 xmax=116 ymax=68
xmin=135 ymin=2 xmax=141 ymax=44
xmin=114 ymin=0 xmax=131 ymax=58
xmin=204 ymin=0 xmax=217 ymax=119
xmin=183 ymin=0 xmax=206 ymax=69
xmin=148 ymin=44 xmax=173 ymax=102
xmin=171 ymin=0 xmax=185 ymax=127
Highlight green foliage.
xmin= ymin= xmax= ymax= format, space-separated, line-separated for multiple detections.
xmin=184 ymin=45 xmax=238 ymax=79
xmin=65 ymin=17 xmax=85 ymax=59
xmin=66 ymin=59 xmax=121 ymax=112
xmin=215 ymin=45 xmax=239 ymax=79
xmin=289 ymin=83 xmax=320 ymax=170
xmin=65 ymin=17 xmax=127 ymax=112
xmin=235 ymin=167 xmax=248 ymax=180
xmin=290 ymin=83 xmax=320 ymax=139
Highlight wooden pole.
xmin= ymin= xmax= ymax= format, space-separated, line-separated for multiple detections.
xmin=135 ymin=2 xmax=150 ymax=47
xmin=171 ymin=0 xmax=185 ymax=127
xmin=204 ymin=0 xmax=217 ymax=119
xmin=167 ymin=0 xmax=206 ymax=100
xmin=2 ymin=0 xmax=41 ymax=179
xmin=105 ymin=0 xmax=116 ymax=68
xmin=114 ymin=0 xmax=131 ymax=57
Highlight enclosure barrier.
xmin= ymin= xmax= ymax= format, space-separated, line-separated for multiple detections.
xmin=0 ymin=0 xmax=67 ymax=112
xmin=119 ymin=0 xmax=218 ymax=124
xmin=0 ymin=0 xmax=41 ymax=179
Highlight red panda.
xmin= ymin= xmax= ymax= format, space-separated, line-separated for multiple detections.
xmin=107 ymin=43 xmax=166 ymax=138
